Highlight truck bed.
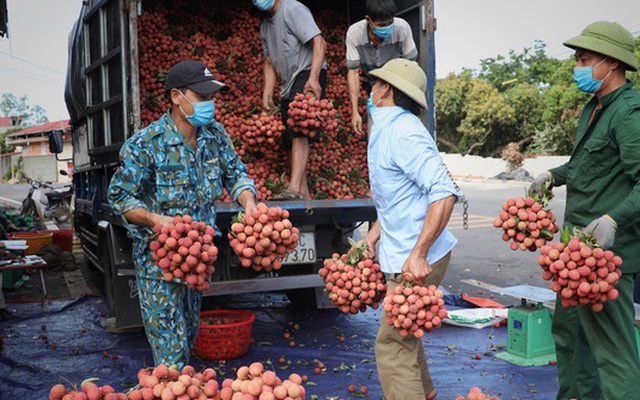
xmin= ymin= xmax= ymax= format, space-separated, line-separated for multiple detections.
xmin=216 ymin=198 xmax=376 ymax=228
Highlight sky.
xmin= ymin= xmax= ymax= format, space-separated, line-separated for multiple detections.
xmin=0 ymin=0 xmax=638 ymax=122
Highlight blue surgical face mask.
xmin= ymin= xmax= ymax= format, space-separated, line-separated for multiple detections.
xmin=371 ymin=21 xmax=394 ymax=39
xmin=179 ymin=92 xmax=215 ymax=127
xmin=253 ymin=0 xmax=275 ymax=11
xmin=367 ymin=84 xmax=389 ymax=114
xmin=573 ymin=57 xmax=610 ymax=94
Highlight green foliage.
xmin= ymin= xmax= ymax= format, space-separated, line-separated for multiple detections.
xmin=2 ymin=156 xmax=23 ymax=181
xmin=631 ymin=37 xmax=640 ymax=92
xmin=547 ymin=57 xmax=576 ymax=86
xmin=435 ymin=39 xmax=640 ymax=157
xmin=0 ymin=93 xmax=49 ymax=126
xmin=457 ymin=79 xmax=516 ymax=155
xmin=477 ymin=41 xmax=563 ymax=91
xmin=529 ymin=124 xmax=575 ymax=155
xmin=0 ymin=93 xmax=28 ymax=118
xmin=2 ymin=168 xmax=11 ymax=181
xmin=0 ymin=128 xmax=18 ymax=154
xmin=434 ymin=73 xmax=472 ymax=152
xmin=504 ymin=82 xmax=545 ymax=141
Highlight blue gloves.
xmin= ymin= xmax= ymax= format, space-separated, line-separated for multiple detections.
xmin=583 ymin=215 xmax=617 ymax=250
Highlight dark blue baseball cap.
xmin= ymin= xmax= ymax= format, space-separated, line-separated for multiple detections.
xmin=164 ymin=60 xmax=229 ymax=94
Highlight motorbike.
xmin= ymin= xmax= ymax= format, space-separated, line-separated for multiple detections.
xmin=20 ymin=174 xmax=73 ymax=225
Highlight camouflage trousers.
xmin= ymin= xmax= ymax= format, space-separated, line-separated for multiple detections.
xmin=137 ymin=276 xmax=202 ymax=368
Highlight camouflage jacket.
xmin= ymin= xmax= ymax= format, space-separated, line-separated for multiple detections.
xmin=108 ymin=111 xmax=255 ymax=279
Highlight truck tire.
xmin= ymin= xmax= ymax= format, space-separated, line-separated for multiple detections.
xmin=285 ymin=287 xmax=317 ymax=307
xmin=281 ymin=263 xmax=319 ymax=308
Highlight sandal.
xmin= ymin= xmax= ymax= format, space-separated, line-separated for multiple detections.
xmin=271 ymin=189 xmax=304 ymax=201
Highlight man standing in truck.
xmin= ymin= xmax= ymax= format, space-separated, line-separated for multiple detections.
xmin=362 ymin=59 xmax=462 ymax=400
xmin=346 ymin=0 xmax=418 ymax=135
xmin=108 ymin=60 xmax=257 ymax=368
xmin=528 ymin=21 xmax=640 ymax=400
xmin=253 ymin=0 xmax=327 ymax=200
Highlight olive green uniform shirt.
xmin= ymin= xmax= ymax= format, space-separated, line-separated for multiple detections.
xmin=550 ymin=82 xmax=640 ymax=274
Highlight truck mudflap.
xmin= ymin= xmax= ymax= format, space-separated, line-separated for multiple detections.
xmin=97 ymin=220 xmax=142 ymax=330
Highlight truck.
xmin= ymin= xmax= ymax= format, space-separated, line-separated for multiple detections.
xmin=58 ymin=0 xmax=436 ymax=330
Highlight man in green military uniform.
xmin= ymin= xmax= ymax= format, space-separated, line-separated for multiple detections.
xmin=529 ymin=21 xmax=640 ymax=400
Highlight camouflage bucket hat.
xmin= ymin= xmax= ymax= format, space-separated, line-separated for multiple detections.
xmin=369 ymin=59 xmax=428 ymax=109
xmin=563 ymin=21 xmax=638 ymax=71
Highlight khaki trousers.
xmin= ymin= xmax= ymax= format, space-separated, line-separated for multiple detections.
xmin=375 ymin=252 xmax=452 ymax=400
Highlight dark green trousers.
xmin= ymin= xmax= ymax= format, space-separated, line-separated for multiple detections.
xmin=552 ymin=274 xmax=640 ymax=400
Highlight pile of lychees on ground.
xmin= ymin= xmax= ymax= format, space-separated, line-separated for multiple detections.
xmin=49 ymin=362 xmax=306 ymax=400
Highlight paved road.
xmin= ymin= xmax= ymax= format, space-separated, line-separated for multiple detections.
xmin=0 ymin=183 xmax=30 ymax=209
xmin=0 ymin=183 xmax=72 ymax=212
xmin=444 ymin=180 xmax=567 ymax=305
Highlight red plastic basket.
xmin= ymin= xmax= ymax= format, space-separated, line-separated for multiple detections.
xmin=51 ymin=229 xmax=74 ymax=252
xmin=193 ymin=310 xmax=255 ymax=360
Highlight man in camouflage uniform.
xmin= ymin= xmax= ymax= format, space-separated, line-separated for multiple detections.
xmin=109 ymin=60 xmax=257 ymax=367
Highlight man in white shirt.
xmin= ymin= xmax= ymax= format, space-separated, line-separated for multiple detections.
xmin=364 ymin=58 xmax=462 ymax=400
xmin=346 ymin=0 xmax=418 ymax=135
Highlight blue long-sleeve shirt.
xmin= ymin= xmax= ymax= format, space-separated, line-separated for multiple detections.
xmin=368 ymin=106 xmax=462 ymax=274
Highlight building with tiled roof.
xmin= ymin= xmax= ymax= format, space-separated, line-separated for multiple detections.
xmin=0 ymin=116 xmax=24 ymax=134
xmin=5 ymin=120 xmax=72 ymax=182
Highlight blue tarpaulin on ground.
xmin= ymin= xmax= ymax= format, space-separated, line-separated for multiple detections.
xmin=0 ymin=295 xmax=558 ymax=399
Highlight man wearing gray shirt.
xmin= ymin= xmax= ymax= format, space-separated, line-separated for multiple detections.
xmin=346 ymin=0 xmax=418 ymax=135
xmin=253 ymin=0 xmax=327 ymax=200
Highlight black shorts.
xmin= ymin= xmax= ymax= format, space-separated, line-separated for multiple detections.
xmin=280 ymin=69 xmax=327 ymax=151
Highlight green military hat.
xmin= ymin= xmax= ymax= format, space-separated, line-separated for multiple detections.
xmin=563 ymin=21 xmax=638 ymax=72
xmin=369 ymin=58 xmax=428 ymax=109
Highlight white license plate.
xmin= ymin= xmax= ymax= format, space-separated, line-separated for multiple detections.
xmin=282 ymin=232 xmax=316 ymax=265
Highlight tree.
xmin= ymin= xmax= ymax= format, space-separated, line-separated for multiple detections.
xmin=0 ymin=93 xmax=49 ymax=126
xmin=457 ymin=79 xmax=516 ymax=156
xmin=436 ymin=75 xmax=528 ymax=156
xmin=476 ymin=41 xmax=563 ymax=91
xmin=0 ymin=93 xmax=28 ymax=118
xmin=435 ymin=40 xmax=640 ymax=157
xmin=503 ymin=82 xmax=545 ymax=146
xmin=29 ymin=105 xmax=48 ymax=125
xmin=437 ymin=42 xmax=568 ymax=156
xmin=0 ymin=130 xmax=17 ymax=154
xmin=434 ymin=72 xmax=473 ymax=152
xmin=632 ymin=36 xmax=640 ymax=92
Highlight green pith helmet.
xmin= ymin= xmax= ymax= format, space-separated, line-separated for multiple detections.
xmin=369 ymin=58 xmax=428 ymax=109
xmin=563 ymin=21 xmax=638 ymax=71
